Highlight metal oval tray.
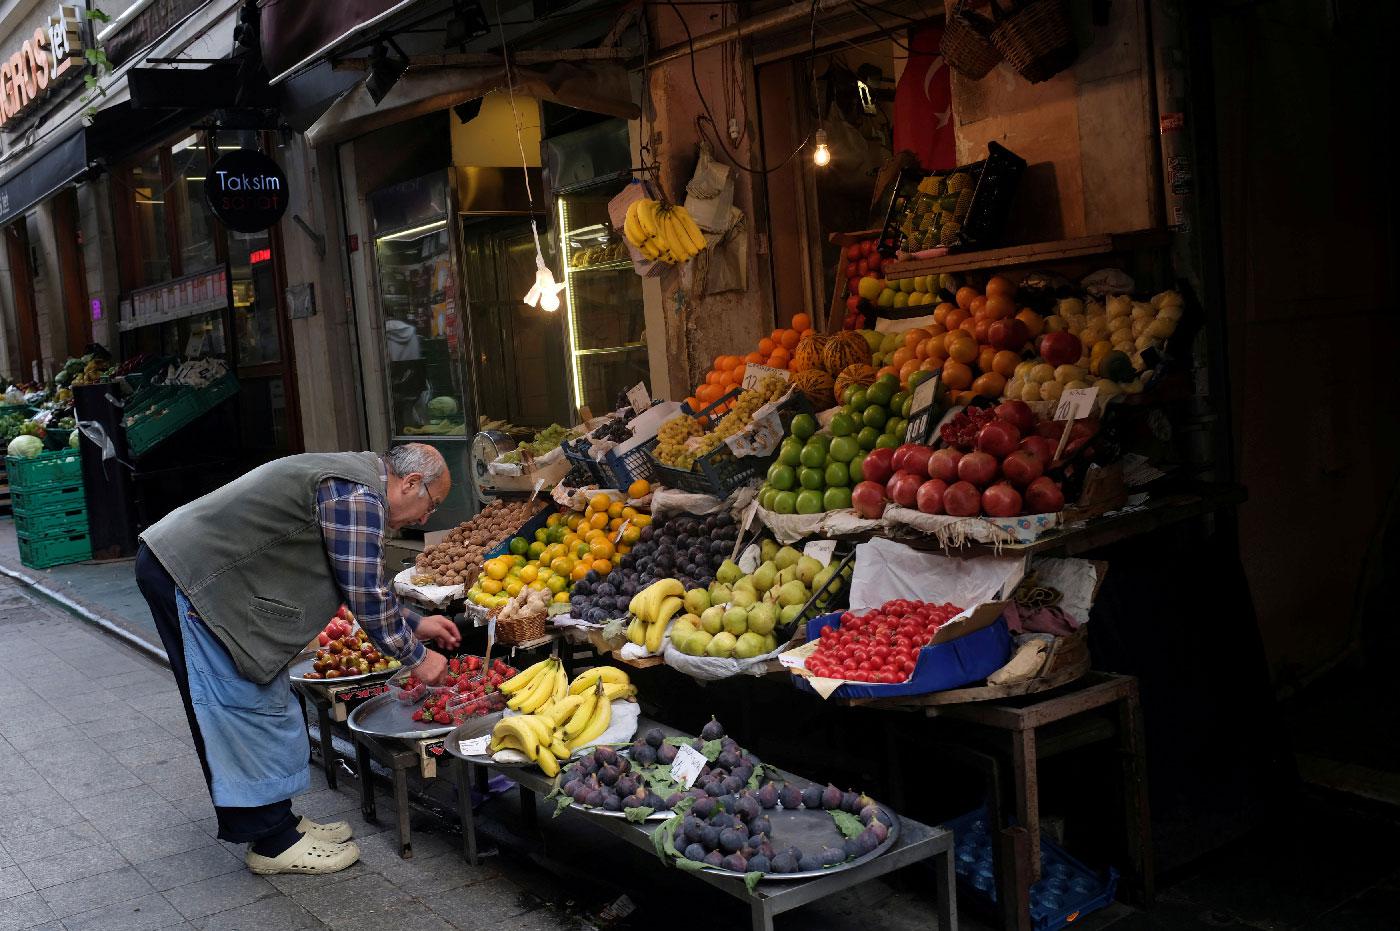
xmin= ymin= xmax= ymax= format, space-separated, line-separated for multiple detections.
xmin=680 ymin=804 xmax=901 ymax=881
xmin=288 ymin=650 xmax=399 ymax=686
xmin=444 ymin=713 xmax=531 ymax=768
xmin=348 ymin=692 xmax=461 ymax=741
xmin=570 ymin=800 xmax=674 ymax=822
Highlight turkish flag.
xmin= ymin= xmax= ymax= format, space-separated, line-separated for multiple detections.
xmin=894 ymin=27 xmax=955 ymax=171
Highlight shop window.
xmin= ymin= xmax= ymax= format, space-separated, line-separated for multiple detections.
xmin=129 ymin=148 xmax=172 ymax=284
xmin=170 ymin=135 xmax=220 ymax=274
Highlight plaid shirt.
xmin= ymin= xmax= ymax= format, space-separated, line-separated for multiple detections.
xmin=316 ymin=468 xmax=425 ymax=668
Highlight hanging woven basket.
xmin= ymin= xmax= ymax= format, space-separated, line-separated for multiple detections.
xmin=989 ymin=0 xmax=1078 ymax=84
xmin=941 ymin=0 xmax=1002 ymax=79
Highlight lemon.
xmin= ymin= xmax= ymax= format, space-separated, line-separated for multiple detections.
xmin=481 ymin=578 xmax=502 ymax=595
xmin=519 ymin=564 xmax=538 ymax=584
xmin=857 ymin=277 xmax=884 ymax=301
xmin=505 ymin=579 xmax=524 ymax=597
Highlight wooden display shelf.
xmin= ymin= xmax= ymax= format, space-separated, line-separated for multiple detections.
xmin=881 ymin=229 xmax=1168 ymax=280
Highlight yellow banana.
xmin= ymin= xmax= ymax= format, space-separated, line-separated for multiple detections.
xmin=645 ymin=619 xmax=667 ymax=653
xmin=655 ymin=596 xmax=684 ymax=628
xmin=505 ymin=667 xmax=548 ymax=710
xmin=623 ymin=200 xmax=646 ymax=246
xmin=490 ymin=719 xmax=539 ymax=759
xmin=639 ymin=238 xmax=661 ymax=261
xmin=569 ymin=666 xmax=630 ymax=695
xmin=601 ymin=682 xmax=637 ymax=702
xmin=536 ymin=745 xmax=559 ymax=777
xmin=550 ymin=736 xmax=571 ymax=760
xmin=627 ymin=617 xmax=646 ymax=645
xmin=510 ymin=660 xmax=557 ymax=712
xmin=490 ymin=733 xmax=532 ymax=754
xmin=516 ymin=714 xmax=554 ymax=746
xmin=500 ymin=658 xmax=550 ymax=695
xmin=568 ymin=684 xmax=612 ymax=751
xmin=667 ymin=211 xmax=696 ymax=260
xmin=562 ymin=688 xmax=598 ymax=740
xmin=544 ymin=694 xmax=584 ymax=726
xmin=639 ymin=199 xmax=662 ymax=238
xmin=676 ymin=207 xmax=707 ymax=254
xmin=550 ymin=665 xmax=568 ymax=704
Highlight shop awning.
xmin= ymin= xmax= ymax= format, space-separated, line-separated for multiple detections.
xmin=261 ymin=0 xmax=423 ymax=85
xmin=0 ymin=129 xmax=89 ymax=228
xmin=304 ymin=60 xmax=640 ymax=147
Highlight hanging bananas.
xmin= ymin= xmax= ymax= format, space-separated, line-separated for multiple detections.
xmin=624 ymin=198 xmax=707 ymax=264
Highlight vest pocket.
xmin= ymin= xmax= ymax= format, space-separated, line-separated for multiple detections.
xmin=249 ymin=596 xmax=302 ymax=621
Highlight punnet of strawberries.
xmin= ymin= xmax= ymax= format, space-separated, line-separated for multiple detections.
xmin=805 ymin=599 xmax=963 ymax=683
xmin=407 ymin=656 xmax=517 ymax=725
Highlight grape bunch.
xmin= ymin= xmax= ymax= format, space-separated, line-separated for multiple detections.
xmin=654 ymin=376 xmax=788 ymax=471
xmin=592 ymin=420 xmax=634 ymax=443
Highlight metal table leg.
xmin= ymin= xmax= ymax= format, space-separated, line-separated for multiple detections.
xmin=393 ymin=757 xmax=413 ymax=859
xmin=316 ymin=699 xmax=338 ymax=790
xmin=749 ymin=899 xmax=774 ymax=931
xmin=519 ymin=785 xmax=538 ymax=833
xmin=934 ymin=843 xmax=959 ymax=931
xmin=455 ymin=757 xmax=479 ymax=866
xmin=356 ymin=738 xmax=377 ymax=824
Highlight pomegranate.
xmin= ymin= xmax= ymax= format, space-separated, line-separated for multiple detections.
xmin=957 ymin=451 xmax=999 ymax=487
xmin=1040 ymin=332 xmax=1083 ymax=367
xmin=851 ymin=481 xmax=887 ymax=519
xmin=862 ymin=447 xmax=896 ymax=485
xmin=1019 ymin=435 xmax=1056 ymax=466
xmin=994 ymin=399 xmax=1037 ymax=434
xmin=943 ymin=481 xmax=983 ymax=517
xmin=916 ymin=479 xmax=948 ymax=514
xmin=1025 ymin=476 xmax=1066 ymax=513
xmin=976 ymin=420 xmax=1022 ymax=458
xmin=927 ymin=448 xmax=963 ymax=482
xmin=894 ymin=443 xmax=934 ymax=476
xmin=1001 ymin=450 xmax=1044 ymax=487
xmin=886 ymin=470 xmax=924 ymax=508
xmin=987 ymin=318 xmax=1030 ymax=352
xmin=982 ymin=483 xmax=1024 ymax=518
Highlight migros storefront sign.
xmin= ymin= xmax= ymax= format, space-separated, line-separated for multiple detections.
xmin=0 ymin=5 xmax=85 ymax=130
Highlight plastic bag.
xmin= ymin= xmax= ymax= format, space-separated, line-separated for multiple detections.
xmin=684 ymin=141 xmax=735 ymax=232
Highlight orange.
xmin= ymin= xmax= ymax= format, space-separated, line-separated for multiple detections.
xmin=890 ymin=347 xmax=914 ymax=371
xmin=592 ymin=559 xmax=613 ymax=576
xmin=684 ymin=396 xmax=700 ymax=411
xmin=992 ymin=350 xmax=1021 ymax=379
xmin=546 ymin=513 xmax=562 ymax=528
xmin=933 ymin=302 xmax=956 ymax=327
xmin=792 ymin=312 xmax=812 ymax=331
xmin=571 ymin=563 xmax=590 ymax=582
xmin=728 ymin=367 xmax=745 ymax=387
xmin=941 ymin=360 xmax=973 ymax=390
xmin=1017 ymin=309 xmax=1045 ymax=339
xmin=985 ymin=275 xmax=1015 ymax=298
xmin=627 ymin=479 xmax=650 ymax=499
xmin=621 ymin=525 xmax=641 ymax=544
xmin=769 ymin=347 xmax=791 ymax=367
xmin=779 ymin=329 xmax=801 ymax=350
xmin=566 ymin=513 xmax=583 ymax=530
xmin=745 ymin=351 xmax=763 ymax=364
xmin=588 ymin=493 xmax=611 ymax=512
xmin=946 ymin=334 xmax=977 ymax=363
xmin=915 ymin=337 xmax=934 ymax=360
xmin=955 ymin=286 xmax=979 ymax=310
xmin=589 ymin=538 xmax=615 ymax=561
xmin=920 ymin=357 xmax=941 ymax=373
xmin=758 ymin=337 xmax=775 ymax=355
xmin=589 ymin=511 xmax=609 ymax=530
xmin=903 ymin=328 xmax=930 ymax=350
xmin=550 ymin=556 xmax=573 ymax=575
xmin=696 ymin=384 xmax=720 ymax=404
xmin=898 ymin=359 xmax=920 ymax=384
xmin=608 ymin=501 xmax=624 ymax=519
xmin=960 ymin=317 xmax=978 ymax=337
xmin=945 ymin=308 xmax=969 ymax=332
xmin=924 ymin=337 xmax=949 ymax=362
xmin=969 ymin=295 xmax=987 ymax=318
xmin=978 ymin=345 xmax=997 ymax=374
xmin=984 ymin=295 xmax=1015 ymax=320
xmin=971 ymin=372 xmax=1007 ymax=398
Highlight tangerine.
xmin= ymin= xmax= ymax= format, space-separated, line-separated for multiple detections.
xmin=588 ymin=493 xmax=611 ymax=512
xmin=933 ymin=302 xmax=956 ymax=327
xmin=758 ymin=337 xmax=776 ymax=355
xmin=779 ymin=329 xmax=801 ymax=350
xmin=1017 ymin=309 xmax=1045 ymax=338
xmin=792 ymin=312 xmax=812 ymax=331
xmin=942 ymin=360 xmax=974 ymax=390
xmin=984 ymin=295 xmax=1016 ymax=320
xmin=992 ymin=350 xmax=1021 ymax=379
xmin=903 ymin=328 xmax=930 ymax=350
xmin=978 ymin=345 xmax=997 ymax=373
xmin=985 ymin=275 xmax=1015 ymax=298
xmin=627 ymin=479 xmax=651 ymax=499
xmin=955 ymin=286 xmax=979 ymax=310
xmin=971 ymin=372 xmax=1007 ymax=398
xmin=947 ymin=335 xmax=978 ymax=365
xmin=589 ymin=538 xmax=615 ymax=561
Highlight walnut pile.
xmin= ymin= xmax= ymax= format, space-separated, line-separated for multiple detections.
xmin=413 ymin=499 xmax=546 ymax=586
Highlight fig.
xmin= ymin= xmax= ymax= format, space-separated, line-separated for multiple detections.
xmin=856 ymin=828 xmax=880 ymax=855
xmin=700 ymin=718 xmax=726 ymax=741
xmin=704 ymin=781 xmax=725 ymax=798
xmin=722 ymin=776 xmax=744 ymax=795
xmin=697 ymin=825 xmax=720 ymax=850
xmin=841 ymin=791 xmax=861 ymax=814
xmin=684 ymin=843 xmax=707 ymax=862
xmin=704 ymin=849 xmax=724 ymax=868
xmin=584 ymin=790 xmax=606 ymax=808
xmin=733 ymin=795 xmax=760 ymax=823
xmin=771 ymin=852 xmax=798 ymax=874
xmin=715 ymin=751 xmax=740 ymax=771
xmin=631 ymin=745 xmax=657 ymax=766
xmin=820 ymin=845 xmax=845 ymax=865
xmin=748 ymin=853 xmax=771 ymax=874
xmin=598 ymin=765 xmax=620 ymax=786
xmin=601 ymin=795 xmax=623 ymax=812
xmin=656 ymin=744 xmax=678 ymax=765
xmin=594 ymin=746 xmax=619 ymax=767
xmin=757 ymin=784 xmax=779 ymax=809
xmin=750 ymin=816 xmax=772 ymax=837
xmin=843 ymin=837 xmax=863 ymax=859
xmin=692 ymin=797 xmax=716 ymax=818
xmin=869 ymin=820 xmax=889 ymax=843
xmin=821 ymin=784 xmax=843 ymax=810
xmin=663 ymin=793 xmax=684 ymax=809
xmin=645 ymin=727 xmax=665 ymax=748
xmin=779 ymin=785 xmax=804 ymax=810
xmin=798 ymin=854 xmax=822 ymax=872
xmin=719 ymin=828 xmax=746 ymax=854
xmin=721 ymin=853 xmax=748 ymax=873
xmin=801 ymin=786 xmax=823 ymax=810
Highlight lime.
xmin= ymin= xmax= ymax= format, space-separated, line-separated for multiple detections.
xmin=849 ymin=450 xmax=868 ymax=482
xmin=849 ymin=388 xmax=869 ymax=412
xmin=857 ymin=426 xmax=881 ymax=451
xmin=891 ymin=391 xmax=911 ymax=413
xmin=907 ymin=369 xmax=933 ymax=392
xmin=808 ymin=434 xmax=832 ymax=455
xmin=768 ymin=463 xmax=796 ymax=491
xmin=841 ymin=384 xmax=862 ymax=406
xmin=901 ymin=397 xmax=914 ymax=418
xmin=828 ymin=435 xmax=860 ymax=463
xmin=877 ymin=373 xmax=900 ymax=390
xmin=790 ymin=413 xmax=817 ymax=440
xmin=772 ymin=491 xmax=797 ymax=515
xmin=795 ymin=489 xmax=825 ymax=515
xmin=778 ymin=437 xmax=804 ymax=468
xmin=824 ymin=461 xmax=850 ymax=487
xmin=875 ymin=433 xmax=901 ymax=450
xmin=862 ymin=405 xmax=889 ymax=430
xmin=508 ymin=537 xmax=528 ymax=556
xmin=799 ymin=467 xmax=825 ymax=491
xmin=887 ymin=417 xmax=908 ymax=439
xmin=799 ymin=443 xmax=827 ymax=470
xmin=866 ymin=380 xmax=894 ymax=408
xmin=527 ymin=541 xmax=546 ymax=560
xmin=759 ymin=486 xmax=776 ymax=511
xmin=823 ymin=486 xmax=853 ymax=511
xmin=829 ymin=412 xmax=856 ymax=437
xmin=535 ymin=528 xmax=548 ymax=543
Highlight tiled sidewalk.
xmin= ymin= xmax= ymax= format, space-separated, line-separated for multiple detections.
xmin=0 ymin=578 xmax=557 ymax=931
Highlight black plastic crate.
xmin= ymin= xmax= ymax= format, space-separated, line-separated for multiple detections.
xmin=561 ymin=438 xmax=609 ymax=487
xmin=877 ymin=142 xmax=1027 ymax=256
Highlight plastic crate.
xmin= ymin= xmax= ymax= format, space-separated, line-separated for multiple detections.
xmin=943 ymin=807 xmax=1119 ymax=930
xmin=5 ymin=449 xmax=82 ymax=489
xmin=8 ymin=482 xmax=85 ymax=515
xmin=604 ymin=435 xmax=658 ymax=491
xmin=877 ymin=142 xmax=1027 ymax=256
xmin=562 ymin=438 xmax=609 ymax=487
xmin=16 ymin=526 xmax=92 ymax=570
xmin=194 ymin=373 xmax=240 ymax=412
xmin=13 ymin=506 xmax=88 ymax=538
xmin=42 ymin=428 xmax=72 ymax=451
xmin=484 ymin=504 xmax=557 ymax=559
xmin=124 ymin=391 xmax=204 ymax=457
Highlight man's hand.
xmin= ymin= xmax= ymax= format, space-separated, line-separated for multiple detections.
xmin=413 ymin=649 xmax=448 ymax=685
xmin=415 ymin=614 xmax=462 ymax=650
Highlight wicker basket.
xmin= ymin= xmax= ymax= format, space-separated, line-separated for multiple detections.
xmin=496 ymin=611 xmax=547 ymax=645
xmin=989 ymin=0 xmax=1077 ymax=84
xmin=941 ymin=0 xmax=1001 ymax=79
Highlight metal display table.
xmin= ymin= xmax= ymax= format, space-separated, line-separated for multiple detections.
xmin=292 ymin=677 xmax=393 ymax=790
xmin=449 ymin=723 xmax=958 ymax=931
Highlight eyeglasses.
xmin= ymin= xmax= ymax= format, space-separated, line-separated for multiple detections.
xmin=419 ymin=482 xmax=444 ymax=518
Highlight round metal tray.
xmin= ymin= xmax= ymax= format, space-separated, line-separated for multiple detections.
xmin=347 ymin=692 xmax=463 ymax=741
xmin=444 ymin=713 xmax=532 ymax=768
xmin=288 ymin=650 xmax=399 ymax=686
xmin=675 ymin=804 xmax=901 ymax=881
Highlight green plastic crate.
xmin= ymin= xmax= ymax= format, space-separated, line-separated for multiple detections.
xmin=16 ymin=527 xmax=91 ymax=569
xmin=9 ymin=482 xmax=85 ymax=515
xmin=124 ymin=375 xmax=239 ymax=457
xmin=12 ymin=506 xmax=88 ymax=537
xmin=5 ymin=449 xmax=82 ymax=489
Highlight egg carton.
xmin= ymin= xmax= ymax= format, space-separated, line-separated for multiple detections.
xmin=944 ymin=808 xmax=1119 ymax=931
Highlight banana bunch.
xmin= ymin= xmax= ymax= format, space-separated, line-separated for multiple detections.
xmin=491 ymin=662 xmax=636 ymax=775
xmin=623 ymin=198 xmax=707 ymax=264
xmin=627 ymin=578 xmax=685 ymax=653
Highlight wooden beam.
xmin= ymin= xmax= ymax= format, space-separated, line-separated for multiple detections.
xmin=332 ymin=47 xmax=638 ymax=70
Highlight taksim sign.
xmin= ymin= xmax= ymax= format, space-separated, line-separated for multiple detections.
xmin=206 ymin=148 xmax=289 ymax=233
xmin=0 ymin=5 xmax=84 ymax=128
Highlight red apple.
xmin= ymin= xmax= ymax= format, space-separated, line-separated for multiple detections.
xmin=886 ymin=470 xmax=924 ymax=508
xmin=1019 ymin=435 xmax=1056 ymax=466
xmin=862 ymin=447 xmax=896 ymax=485
xmin=852 ymin=481 xmax=887 ymax=519
xmin=994 ymin=399 xmax=1036 ymax=434
xmin=861 ymin=239 xmax=876 ymax=255
xmin=976 ymin=420 xmax=1021 ymax=458
xmin=916 ymin=479 xmax=948 ymax=514
xmin=927 ymin=448 xmax=963 ymax=482
xmin=318 ymin=633 xmax=330 ymax=646
xmin=868 ymin=255 xmax=884 ymax=273
xmin=846 ymin=245 xmax=862 ymax=261
xmin=1001 ymin=450 xmax=1044 ymax=487
xmin=1040 ymin=332 xmax=1083 ymax=367
xmin=846 ymin=294 xmax=861 ymax=312
xmin=857 ymin=260 xmax=870 ymax=277
xmin=1025 ymin=476 xmax=1066 ymax=513
xmin=958 ymin=451 xmax=999 ymax=486
xmin=982 ymin=483 xmax=1024 ymax=518
xmin=944 ymin=481 xmax=982 ymax=516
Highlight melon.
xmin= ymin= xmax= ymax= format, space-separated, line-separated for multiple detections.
xmin=834 ymin=363 xmax=879 ymax=402
xmin=792 ymin=333 xmax=829 ymax=373
xmin=822 ymin=330 xmax=873 ymax=375
xmin=791 ymin=368 xmax=836 ymax=410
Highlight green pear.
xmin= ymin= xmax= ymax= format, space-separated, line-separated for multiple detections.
xmin=708 ymin=583 xmax=732 ymax=605
xmin=735 ymin=632 xmax=765 ymax=659
xmin=780 ymin=604 xmax=804 ymax=626
xmin=795 ymin=556 xmax=823 ymax=586
xmin=760 ymin=539 xmax=779 ymax=564
xmin=774 ymin=546 xmax=802 ymax=571
xmin=706 ymin=631 xmax=738 ymax=658
xmin=700 ymin=606 xmax=726 ymax=635
xmin=723 ymin=607 xmax=749 ymax=636
xmin=684 ymin=588 xmax=710 ymax=615
xmin=777 ymin=580 xmax=808 ymax=607
xmin=716 ymin=559 xmax=743 ymax=585
xmin=686 ymin=630 xmax=713 ymax=656
xmin=777 ymin=566 xmax=799 ymax=587
xmin=672 ymin=616 xmax=699 ymax=641
xmin=752 ymin=562 xmax=777 ymax=592
xmin=762 ymin=633 xmax=778 ymax=654
xmin=747 ymin=603 xmax=777 ymax=636
xmin=731 ymin=587 xmax=757 ymax=608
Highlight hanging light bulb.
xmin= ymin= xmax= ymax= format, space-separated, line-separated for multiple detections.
xmin=812 ymin=129 xmax=831 ymax=167
xmin=523 ymin=249 xmax=565 ymax=312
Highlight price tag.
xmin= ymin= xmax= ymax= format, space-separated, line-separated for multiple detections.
xmin=726 ymin=409 xmax=783 ymax=458
xmin=778 ymin=652 xmax=808 ymax=670
xmin=905 ymin=376 xmax=940 ymax=443
xmin=613 ymin=519 xmax=631 ymax=544
xmin=459 ymin=735 xmax=491 ymax=756
xmin=740 ymin=364 xmax=790 ymax=391
xmin=669 ymin=743 xmax=708 ymax=790
xmin=738 ymin=543 xmax=761 ymax=574
xmin=627 ymin=382 xmax=650 ymax=415
xmin=487 ymin=616 xmax=497 ymax=645
xmin=1054 ymin=387 xmax=1099 ymax=422
xmin=731 ymin=499 xmax=759 ymax=560
xmin=803 ymin=539 xmax=837 ymax=566
xmin=529 ymin=477 xmax=547 ymax=502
